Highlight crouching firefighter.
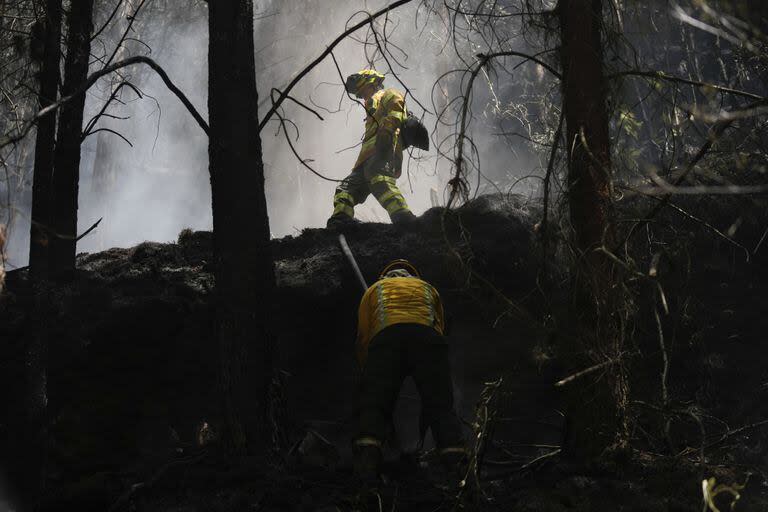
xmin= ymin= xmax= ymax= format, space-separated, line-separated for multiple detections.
xmin=353 ymin=259 xmax=466 ymax=481
xmin=327 ymin=70 xmax=417 ymax=228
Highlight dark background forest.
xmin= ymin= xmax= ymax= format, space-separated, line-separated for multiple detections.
xmin=1 ymin=0 xmax=767 ymax=510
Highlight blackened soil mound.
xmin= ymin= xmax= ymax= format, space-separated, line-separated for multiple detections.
xmin=0 ymin=195 xmax=544 ymax=485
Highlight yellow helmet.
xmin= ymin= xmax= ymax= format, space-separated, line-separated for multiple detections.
xmin=379 ymin=259 xmax=420 ymax=279
xmin=345 ymin=69 xmax=385 ymax=95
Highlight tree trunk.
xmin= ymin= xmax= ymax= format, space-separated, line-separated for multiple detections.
xmin=6 ymin=3 xmax=61 ymax=508
xmin=29 ymin=0 xmax=61 ymax=278
xmin=50 ymin=0 xmax=94 ymax=281
xmin=559 ymin=0 xmax=626 ymax=459
xmin=0 ymin=225 xmax=4 ymax=291
xmin=208 ymin=0 xmax=278 ymax=456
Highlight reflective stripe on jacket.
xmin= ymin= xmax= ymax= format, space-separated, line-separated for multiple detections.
xmin=356 ymin=276 xmax=445 ymax=365
xmin=352 ymin=88 xmax=407 ymax=174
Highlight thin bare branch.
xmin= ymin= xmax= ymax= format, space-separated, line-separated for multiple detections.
xmin=85 ymin=128 xmax=133 ymax=146
xmin=0 ymin=55 xmax=208 ymax=149
xmin=610 ymin=70 xmax=765 ymax=102
xmin=258 ymin=0 xmax=417 ymax=132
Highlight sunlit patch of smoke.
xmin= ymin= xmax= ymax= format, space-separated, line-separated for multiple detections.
xmin=5 ymin=0 xmax=541 ymax=266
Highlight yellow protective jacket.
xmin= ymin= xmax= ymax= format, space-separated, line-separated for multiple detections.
xmin=352 ymin=87 xmax=407 ymax=177
xmin=356 ymin=276 xmax=445 ymax=365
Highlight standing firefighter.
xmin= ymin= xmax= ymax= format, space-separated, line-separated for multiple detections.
xmin=354 ymin=259 xmax=465 ymax=480
xmin=327 ymin=70 xmax=417 ymax=228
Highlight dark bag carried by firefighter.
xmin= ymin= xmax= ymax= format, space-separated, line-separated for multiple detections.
xmin=401 ymin=111 xmax=429 ymax=151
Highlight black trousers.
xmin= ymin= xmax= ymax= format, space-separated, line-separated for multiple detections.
xmin=358 ymin=323 xmax=464 ymax=449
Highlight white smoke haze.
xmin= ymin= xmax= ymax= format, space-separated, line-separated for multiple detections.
xmin=4 ymin=0 xmax=545 ymax=267
xmin=77 ymin=0 xmax=210 ymax=255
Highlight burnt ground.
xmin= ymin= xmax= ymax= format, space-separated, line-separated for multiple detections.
xmin=1 ymin=193 xmax=767 ymax=511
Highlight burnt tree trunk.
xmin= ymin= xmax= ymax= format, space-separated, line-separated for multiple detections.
xmin=29 ymin=0 xmax=61 ymax=278
xmin=208 ymin=0 xmax=278 ymax=455
xmin=559 ymin=0 xmax=626 ymax=459
xmin=50 ymin=0 xmax=93 ymax=281
xmin=0 ymin=225 xmax=5 ymax=291
xmin=6 ymin=3 xmax=62 ymax=508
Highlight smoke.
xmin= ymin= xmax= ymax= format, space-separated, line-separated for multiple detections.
xmin=254 ymin=1 xmax=455 ymax=234
xmin=4 ymin=0 xmax=545 ymax=267
xmin=77 ymin=0 xmax=210 ymax=254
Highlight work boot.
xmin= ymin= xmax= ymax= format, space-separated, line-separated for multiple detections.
xmin=352 ymin=442 xmax=382 ymax=484
xmin=326 ymin=214 xmax=361 ymax=230
xmin=390 ymin=210 xmax=417 ymax=226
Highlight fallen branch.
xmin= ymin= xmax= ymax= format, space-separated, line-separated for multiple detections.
xmin=554 ymin=358 xmax=621 ymax=388
xmin=484 ymin=448 xmax=561 ymax=483
xmin=704 ymin=419 xmax=768 ymax=450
